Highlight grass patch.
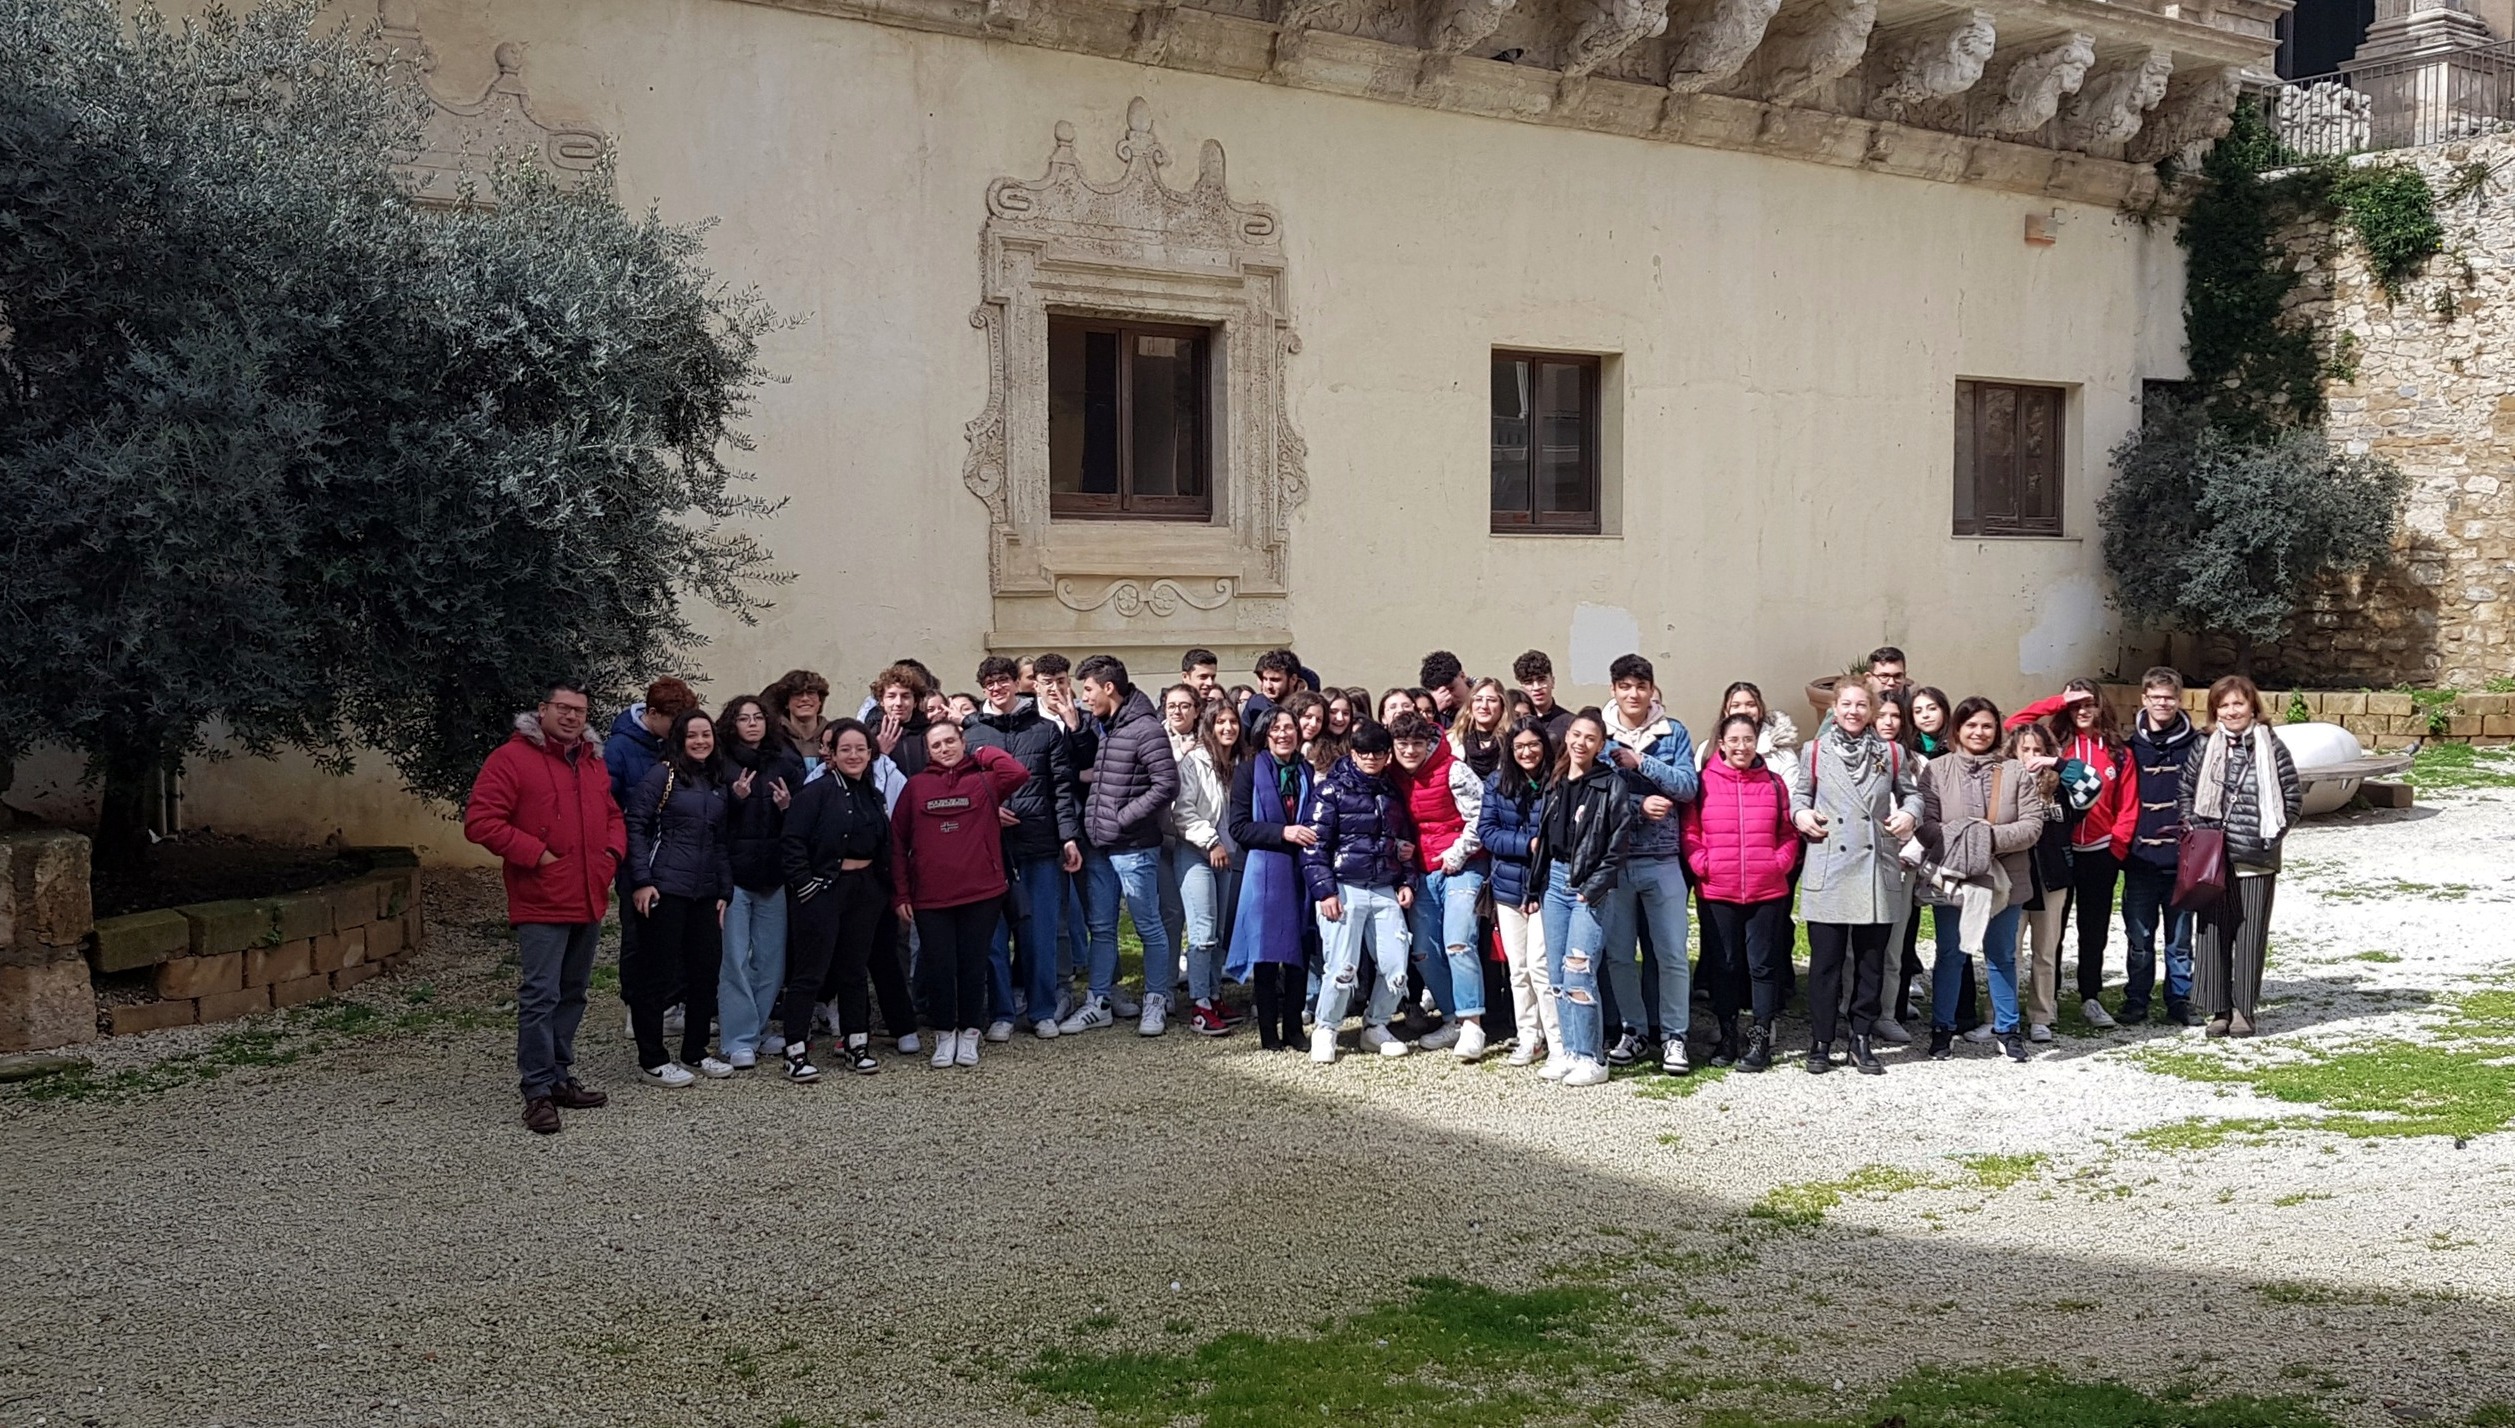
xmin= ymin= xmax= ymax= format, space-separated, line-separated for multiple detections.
xmin=2413 ymin=741 xmax=2515 ymax=792
xmin=1954 ymin=1152 xmax=2047 ymax=1190
xmin=2271 ymin=1190 xmax=2332 ymax=1207
xmin=1748 ymin=1165 xmax=1938 ymax=1229
xmin=1629 ymin=1064 xmax=1732 ymax=1100
xmin=9 ymin=986 xmax=497 ymax=1105
xmin=2125 ymin=1116 xmax=2289 ymax=1151
xmin=2320 ymin=878 xmax=2477 ymax=902
xmin=2351 ymin=949 xmax=2404 ymax=963
xmin=1703 ymin=1365 xmax=2336 ymax=1428
xmin=2257 ymin=1279 xmax=2390 ymax=1307
xmin=1022 ymin=1276 xmax=1628 ymax=1428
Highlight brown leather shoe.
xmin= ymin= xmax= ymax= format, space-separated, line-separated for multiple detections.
xmin=2204 ymin=1015 xmax=2232 ymax=1038
xmin=523 ymin=1097 xmax=561 ymax=1135
xmin=549 ymin=1079 xmax=608 ymax=1110
xmin=2229 ymin=1009 xmax=2256 ymax=1038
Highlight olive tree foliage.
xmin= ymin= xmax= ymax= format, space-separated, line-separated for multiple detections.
xmin=2101 ymin=407 xmax=2408 ymax=673
xmin=0 ymin=0 xmax=785 ymax=870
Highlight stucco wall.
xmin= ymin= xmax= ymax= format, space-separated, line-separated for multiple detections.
xmin=19 ymin=0 xmax=2192 ymax=859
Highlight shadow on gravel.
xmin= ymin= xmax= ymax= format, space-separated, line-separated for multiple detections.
xmin=1 ymin=871 xmax=2509 ymax=1428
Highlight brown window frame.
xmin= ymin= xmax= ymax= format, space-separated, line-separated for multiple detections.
xmin=1489 ymin=350 xmax=1603 ymax=535
xmin=1953 ymin=379 xmax=2067 ymax=539
xmin=1047 ymin=314 xmax=1214 ymax=522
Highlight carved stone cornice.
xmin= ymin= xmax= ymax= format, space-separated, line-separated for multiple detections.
xmin=1662 ymin=0 xmax=1785 ymax=94
xmin=2125 ymin=63 xmax=2243 ymax=166
xmin=1864 ymin=8 xmax=1997 ymax=118
xmin=1974 ymin=31 xmax=2094 ymax=135
xmin=730 ymin=0 xmax=2286 ymax=208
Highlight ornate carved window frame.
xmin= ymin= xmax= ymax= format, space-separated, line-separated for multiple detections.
xmin=963 ymin=98 xmax=1306 ymax=662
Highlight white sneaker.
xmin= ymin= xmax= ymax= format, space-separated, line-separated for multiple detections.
xmin=1032 ymin=1018 xmax=1060 ymax=1040
xmin=930 ymin=1033 xmax=956 ymax=1069
xmin=1963 ymin=1025 xmax=1998 ymax=1044
xmin=1872 ymin=1019 xmax=1912 ymax=1046
xmin=1507 ymin=1037 xmax=1542 ymax=1067
xmin=760 ymin=1036 xmax=785 ymax=1057
xmin=1562 ymin=1058 xmax=1610 ymax=1087
xmin=954 ymin=1028 xmax=980 ymax=1067
xmin=696 ymin=1055 xmax=736 ymax=1079
xmin=642 ymin=1061 xmax=695 ymax=1089
xmin=726 ymin=1049 xmax=758 ymax=1070
xmin=1310 ymin=1027 xmax=1339 ymax=1063
xmin=2081 ymin=998 xmax=2118 ymax=1029
xmin=1538 ymin=1052 xmax=1571 ymax=1081
xmin=1453 ymin=1021 xmax=1488 ymax=1062
xmin=2029 ymin=1023 xmax=2055 ymax=1043
xmin=1111 ymin=990 xmax=1143 ymax=1018
xmin=984 ymin=1019 xmax=1015 ymax=1044
xmin=1362 ymin=1025 xmax=1410 ymax=1057
xmin=1059 ymin=997 xmax=1114 ymax=1034
xmin=1418 ymin=1022 xmax=1461 ymax=1052
xmin=897 ymin=1033 xmax=922 ymax=1055
xmin=1138 ymin=994 xmax=1169 ymax=1037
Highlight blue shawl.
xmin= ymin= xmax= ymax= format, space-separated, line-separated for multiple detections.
xmin=1225 ymin=750 xmax=1313 ymax=979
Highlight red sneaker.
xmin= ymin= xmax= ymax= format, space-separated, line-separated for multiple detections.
xmin=1190 ymin=1002 xmax=1234 ymax=1037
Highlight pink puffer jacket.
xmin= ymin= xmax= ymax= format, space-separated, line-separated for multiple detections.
xmin=1681 ymin=755 xmax=1799 ymax=905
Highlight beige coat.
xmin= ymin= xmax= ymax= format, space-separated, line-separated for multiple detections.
xmin=1919 ymin=752 xmax=2047 ymax=910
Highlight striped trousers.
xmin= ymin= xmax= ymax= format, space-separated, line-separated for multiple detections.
xmin=2191 ymin=871 xmax=2276 ymax=1019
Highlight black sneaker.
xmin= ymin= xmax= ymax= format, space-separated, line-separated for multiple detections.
xmin=785 ymin=1046 xmax=821 ymax=1083
xmin=2164 ymin=1002 xmax=2194 ymax=1027
xmin=1606 ymin=1030 xmax=1646 ymax=1066
xmin=2000 ymin=1031 xmax=2030 ymax=1063
xmin=1928 ymin=1028 xmax=1954 ymax=1060
xmin=845 ymin=1041 xmax=881 ymax=1075
xmin=2120 ymin=1002 xmax=2151 ymax=1025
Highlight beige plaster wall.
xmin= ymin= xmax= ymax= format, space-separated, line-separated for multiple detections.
xmin=24 ymin=0 xmax=2191 ymax=861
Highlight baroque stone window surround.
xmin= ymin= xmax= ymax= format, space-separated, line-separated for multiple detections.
xmin=963 ymin=98 xmax=1306 ymax=657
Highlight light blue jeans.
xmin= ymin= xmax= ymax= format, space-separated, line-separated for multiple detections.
xmin=717 ymin=884 xmax=788 ymax=1057
xmin=1315 ymin=882 xmax=1410 ymax=1031
xmin=1168 ymin=842 xmax=1238 ymax=1005
xmin=1085 ymin=845 xmax=1173 ymax=1003
xmin=1934 ymin=902 xmax=2025 ymax=1033
xmin=1601 ymin=854 xmax=1692 ymax=1038
xmin=1539 ymin=865 xmax=1606 ymax=1062
xmin=991 ymin=853 xmax=1069 ymax=1025
xmin=1407 ymin=865 xmax=1485 ymax=1018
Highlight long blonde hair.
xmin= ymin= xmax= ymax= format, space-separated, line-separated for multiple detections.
xmin=2003 ymin=723 xmax=2061 ymax=803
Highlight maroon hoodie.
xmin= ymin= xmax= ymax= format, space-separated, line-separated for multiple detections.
xmin=891 ymin=745 xmax=1030 ymax=910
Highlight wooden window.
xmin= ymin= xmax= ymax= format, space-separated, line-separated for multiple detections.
xmin=1048 ymin=316 xmax=1211 ymax=520
xmin=1490 ymin=351 xmax=1601 ymax=534
xmin=1953 ymin=380 xmax=2066 ymax=537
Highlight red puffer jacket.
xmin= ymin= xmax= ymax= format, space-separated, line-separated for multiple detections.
xmin=891 ymin=746 xmax=1031 ymax=910
xmin=1680 ymin=755 xmax=1798 ymax=905
xmin=1399 ymin=736 xmax=1472 ymax=871
xmin=465 ymin=713 xmax=629 ymax=925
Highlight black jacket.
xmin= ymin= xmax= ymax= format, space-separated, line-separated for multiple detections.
xmin=2126 ymin=712 xmax=2200 ymax=872
xmin=1532 ymin=763 xmax=1632 ymax=906
xmin=1229 ymin=751 xmax=1312 ymax=855
xmin=964 ymin=698 xmax=1082 ymax=862
xmin=626 ymin=762 xmax=733 ymax=902
xmin=1298 ymin=757 xmax=1416 ymax=899
xmin=781 ymin=769 xmax=894 ymax=901
xmin=1083 ymin=686 xmax=1180 ymax=851
xmin=2179 ymin=728 xmax=2304 ymax=872
xmin=722 ymin=739 xmax=806 ymax=893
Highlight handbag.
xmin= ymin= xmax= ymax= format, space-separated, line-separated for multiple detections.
xmin=2171 ymin=826 xmax=2227 ymax=912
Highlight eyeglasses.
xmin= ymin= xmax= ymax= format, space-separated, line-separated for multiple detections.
xmin=544 ymin=700 xmax=589 ymax=716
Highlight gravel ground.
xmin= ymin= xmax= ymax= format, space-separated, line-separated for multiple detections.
xmin=5 ymin=786 xmax=2514 ymax=1428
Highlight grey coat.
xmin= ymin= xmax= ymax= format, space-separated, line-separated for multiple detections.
xmin=1790 ymin=726 xmax=1924 ymax=925
xmin=1919 ymin=752 xmax=2048 ymax=910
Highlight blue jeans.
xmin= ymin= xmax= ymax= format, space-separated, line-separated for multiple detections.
xmin=717 ymin=885 xmax=788 ymax=1057
xmin=1169 ymin=842 xmax=1238 ymax=1004
xmin=2118 ymin=860 xmax=2195 ymax=1014
xmin=992 ymin=853 xmax=1068 ymax=1026
xmin=1539 ymin=865 xmax=1607 ymax=1062
xmin=1315 ymin=882 xmax=1409 ymax=1030
xmin=1407 ymin=866 xmax=1485 ymax=1017
xmin=1933 ymin=902 xmax=2024 ymax=1033
xmin=1084 ymin=845 xmax=1173 ymax=1002
xmin=1601 ymin=854 xmax=1692 ymax=1038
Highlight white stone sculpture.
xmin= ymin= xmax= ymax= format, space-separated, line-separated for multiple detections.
xmin=2127 ymin=65 xmax=2244 ymax=166
xmin=2054 ymin=47 xmax=2174 ymax=152
xmin=1867 ymin=8 xmax=1996 ymax=116
xmin=1751 ymin=0 xmax=1882 ymax=107
xmin=1429 ymin=0 xmax=1517 ymax=54
xmin=1978 ymin=31 xmax=2094 ymax=135
xmin=1663 ymin=0 xmax=1785 ymax=93
xmin=2274 ymin=80 xmax=2373 ymax=156
xmin=1560 ymin=0 xmax=1672 ymax=80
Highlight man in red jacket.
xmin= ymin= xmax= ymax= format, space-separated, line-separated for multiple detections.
xmin=465 ymin=680 xmax=630 ymax=1134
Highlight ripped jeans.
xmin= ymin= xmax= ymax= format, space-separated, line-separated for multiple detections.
xmin=1538 ymin=864 xmax=1607 ymax=1063
xmin=1314 ymin=882 xmax=1410 ymax=1032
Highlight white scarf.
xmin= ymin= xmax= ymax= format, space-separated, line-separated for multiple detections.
xmin=2194 ymin=724 xmax=2285 ymax=844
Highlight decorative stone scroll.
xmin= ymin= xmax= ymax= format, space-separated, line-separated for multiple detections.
xmin=1427 ymin=0 xmax=1518 ymax=55
xmin=376 ymin=0 xmax=603 ymax=205
xmin=1560 ymin=0 xmax=1674 ymax=81
xmin=1744 ymin=0 xmax=1881 ymax=107
xmin=1974 ymin=32 xmax=2095 ymax=135
xmin=2126 ymin=64 xmax=2244 ymax=166
xmin=1662 ymin=0 xmax=1786 ymax=94
xmin=2053 ymin=47 xmax=2175 ymax=154
xmin=1865 ymin=8 xmax=1996 ymax=117
xmin=963 ymin=99 xmax=1305 ymax=659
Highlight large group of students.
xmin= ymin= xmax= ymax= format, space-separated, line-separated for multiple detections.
xmin=463 ymin=644 xmax=2304 ymax=1135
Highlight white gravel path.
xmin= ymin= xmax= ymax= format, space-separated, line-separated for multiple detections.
xmin=4 ymin=782 xmax=2513 ymax=1427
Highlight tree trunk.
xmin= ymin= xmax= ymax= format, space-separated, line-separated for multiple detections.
xmin=93 ymin=742 xmax=160 ymax=881
xmin=2231 ymin=632 xmax=2257 ymax=678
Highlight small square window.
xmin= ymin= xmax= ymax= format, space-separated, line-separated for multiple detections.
xmin=1490 ymin=351 xmax=1601 ymax=534
xmin=1954 ymin=379 xmax=2066 ymax=537
xmin=1048 ymin=315 xmax=1211 ymax=520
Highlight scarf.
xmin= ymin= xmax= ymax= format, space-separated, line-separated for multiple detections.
xmin=2193 ymin=723 xmax=2286 ymax=844
xmin=1455 ymin=729 xmax=1501 ymax=779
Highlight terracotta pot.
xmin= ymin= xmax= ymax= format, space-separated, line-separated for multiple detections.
xmin=1805 ymin=674 xmax=1844 ymax=720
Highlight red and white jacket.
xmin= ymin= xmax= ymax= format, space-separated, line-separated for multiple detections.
xmin=2008 ymin=694 xmax=2138 ymax=856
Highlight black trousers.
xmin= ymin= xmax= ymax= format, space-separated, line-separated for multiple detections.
xmin=1895 ymin=904 xmax=1926 ymax=1020
xmin=1805 ymin=921 xmax=1888 ymax=1043
xmin=1701 ymin=896 xmax=1793 ymax=1024
xmin=626 ymin=893 xmax=721 ymax=1069
xmin=915 ymin=899 xmax=999 ymax=1034
xmin=2071 ymin=848 xmax=2121 ymax=1002
xmin=814 ymin=884 xmax=915 ymax=1039
xmin=1253 ymin=962 xmax=1306 ymax=1047
xmin=781 ymin=868 xmax=887 ymax=1047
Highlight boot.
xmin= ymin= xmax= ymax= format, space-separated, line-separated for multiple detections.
xmin=1738 ymin=1022 xmax=1773 ymax=1073
xmin=1850 ymin=1034 xmax=1885 ymax=1075
xmin=1712 ymin=1017 xmax=1742 ymax=1069
xmin=1928 ymin=1027 xmax=1954 ymax=1060
xmin=1805 ymin=1040 xmax=1834 ymax=1074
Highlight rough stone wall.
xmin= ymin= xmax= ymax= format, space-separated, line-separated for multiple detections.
xmin=0 ymin=830 xmax=97 ymax=1054
xmin=2256 ymin=132 xmax=2515 ymax=689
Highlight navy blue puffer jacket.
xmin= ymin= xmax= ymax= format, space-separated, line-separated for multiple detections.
xmin=1298 ymin=757 xmax=1417 ymax=900
xmin=1478 ymin=769 xmax=1546 ymax=908
xmin=626 ymin=761 xmax=733 ymax=902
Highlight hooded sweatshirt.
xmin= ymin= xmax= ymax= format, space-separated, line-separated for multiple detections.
xmin=603 ymin=703 xmax=666 ymax=813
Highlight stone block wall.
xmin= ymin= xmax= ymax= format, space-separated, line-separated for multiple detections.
xmin=0 ymin=830 xmax=98 ymax=1054
xmin=2094 ymin=683 xmax=2513 ymax=751
xmin=89 ymin=849 xmax=425 ymax=1037
xmin=2254 ymin=132 xmax=2515 ymax=688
